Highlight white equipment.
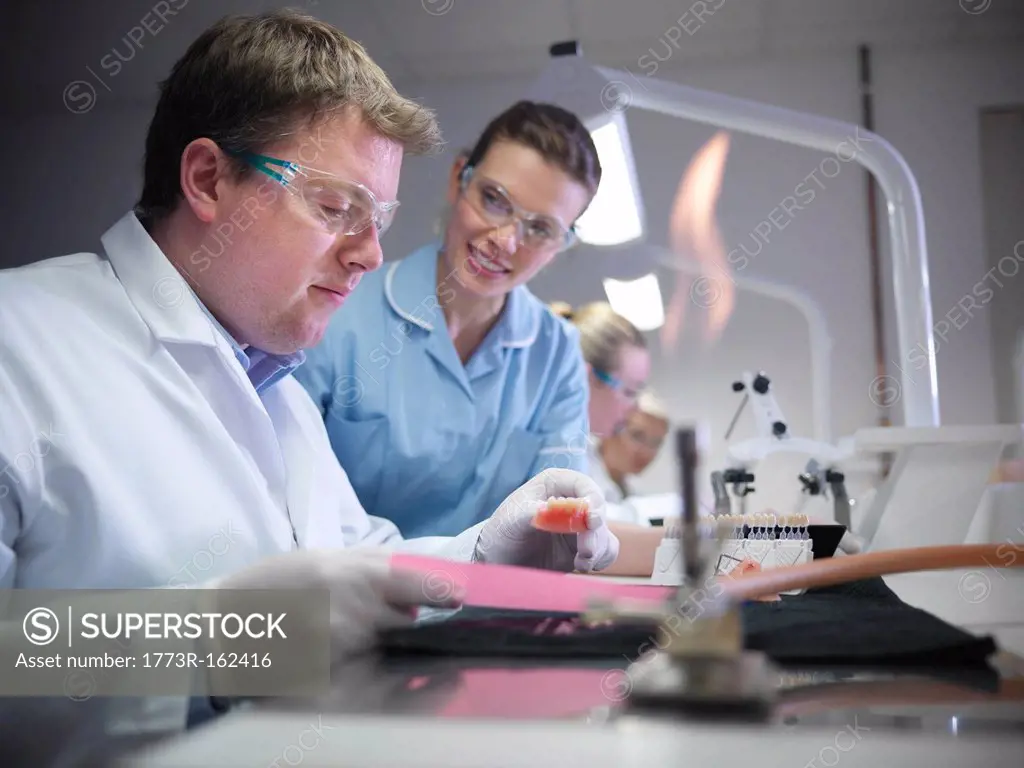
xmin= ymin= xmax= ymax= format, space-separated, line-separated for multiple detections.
xmin=713 ymin=370 xmax=854 ymax=525
xmin=652 ymin=371 xmax=844 ymax=586
xmin=853 ymin=424 xmax=1022 ymax=552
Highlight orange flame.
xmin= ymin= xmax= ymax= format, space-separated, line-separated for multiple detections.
xmin=661 ymin=130 xmax=734 ymax=350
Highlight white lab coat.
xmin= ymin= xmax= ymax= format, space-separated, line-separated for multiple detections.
xmin=586 ymin=439 xmax=649 ymax=527
xmin=0 ymin=212 xmax=482 ymax=593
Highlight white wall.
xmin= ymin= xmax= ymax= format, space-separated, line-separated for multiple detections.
xmin=979 ymin=107 xmax=1024 ymax=432
xmin=2 ymin=41 xmax=1022 ymax=514
xmin=871 ymin=46 xmax=1024 ymax=432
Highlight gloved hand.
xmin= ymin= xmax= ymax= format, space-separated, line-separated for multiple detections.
xmin=473 ymin=469 xmax=620 ymax=572
xmin=213 ymin=548 xmax=463 ymax=665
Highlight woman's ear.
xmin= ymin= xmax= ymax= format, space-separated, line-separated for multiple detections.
xmin=446 ymin=152 xmax=470 ymax=207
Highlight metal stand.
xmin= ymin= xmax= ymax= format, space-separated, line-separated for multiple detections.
xmin=798 ymin=459 xmax=851 ymax=529
xmin=585 ymin=427 xmax=778 ymax=720
xmin=713 ymin=371 xmax=855 ymax=527
xmin=626 ymin=651 xmax=778 ymax=720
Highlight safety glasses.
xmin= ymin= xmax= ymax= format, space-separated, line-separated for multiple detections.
xmin=622 ymin=425 xmax=666 ymax=451
xmin=230 ymin=150 xmax=400 ymax=237
xmin=593 ymin=367 xmax=644 ymax=402
xmin=459 ymin=166 xmax=577 ymax=252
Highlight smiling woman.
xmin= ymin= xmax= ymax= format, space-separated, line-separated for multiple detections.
xmin=295 ymin=101 xmax=605 ymax=539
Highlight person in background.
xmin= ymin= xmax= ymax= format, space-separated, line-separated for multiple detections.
xmin=549 ymin=301 xmax=677 ymax=574
xmin=548 ymin=300 xmax=650 ymax=527
xmin=296 ymin=101 xmax=603 ymax=539
xmin=598 ymin=390 xmax=671 ymax=504
xmin=547 ymin=300 xmax=656 ymax=523
xmin=547 ymin=302 xmax=650 ymax=442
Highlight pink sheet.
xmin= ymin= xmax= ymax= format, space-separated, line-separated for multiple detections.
xmin=391 ymin=554 xmax=672 ymax=613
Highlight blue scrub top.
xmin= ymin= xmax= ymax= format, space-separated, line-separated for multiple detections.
xmin=294 ymin=242 xmax=591 ymax=537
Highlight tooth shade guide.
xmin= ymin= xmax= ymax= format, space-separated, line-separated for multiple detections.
xmin=669 ymin=513 xmax=810 ymax=539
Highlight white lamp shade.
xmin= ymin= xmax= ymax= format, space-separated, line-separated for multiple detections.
xmin=603 ymin=273 xmax=665 ymax=331
xmin=575 ymin=117 xmax=645 ymax=246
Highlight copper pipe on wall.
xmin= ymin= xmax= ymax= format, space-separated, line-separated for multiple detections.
xmin=721 ymin=543 xmax=1024 ymax=601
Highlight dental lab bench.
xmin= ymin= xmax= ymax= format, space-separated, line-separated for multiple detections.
xmin=113 ymin=426 xmax=1024 ymax=768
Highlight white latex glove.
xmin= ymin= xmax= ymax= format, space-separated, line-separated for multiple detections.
xmin=473 ymin=469 xmax=620 ymax=572
xmin=213 ymin=547 xmax=463 ymax=665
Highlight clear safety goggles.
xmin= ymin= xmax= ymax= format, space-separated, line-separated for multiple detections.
xmin=593 ymin=367 xmax=644 ymax=403
xmin=232 ymin=150 xmax=400 ymax=237
xmin=621 ymin=424 xmax=665 ymax=451
xmin=459 ymin=166 xmax=577 ymax=252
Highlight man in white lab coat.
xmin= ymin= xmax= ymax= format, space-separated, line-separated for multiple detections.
xmin=0 ymin=9 xmax=618 ymax=681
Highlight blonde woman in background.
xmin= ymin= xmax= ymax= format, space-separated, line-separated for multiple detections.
xmin=548 ymin=301 xmax=650 ymax=439
xmin=551 ymin=301 xmax=674 ymax=574
xmin=599 ymin=391 xmax=671 ymax=504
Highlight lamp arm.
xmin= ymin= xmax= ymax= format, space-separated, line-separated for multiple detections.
xmin=599 ymin=65 xmax=940 ymax=429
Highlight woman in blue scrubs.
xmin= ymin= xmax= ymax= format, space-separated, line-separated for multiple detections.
xmin=295 ymin=101 xmax=608 ymax=537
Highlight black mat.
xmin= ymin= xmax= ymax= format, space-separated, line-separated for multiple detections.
xmin=381 ymin=578 xmax=997 ymax=668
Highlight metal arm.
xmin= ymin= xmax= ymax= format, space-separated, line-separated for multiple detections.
xmin=710 ymin=470 xmax=731 ymax=517
xmin=743 ymin=372 xmax=787 ymax=440
xmin=656 ymin=256 xmax=833 ymax=442
xmin=724 ymin=372 xmax=853 ymax=468
xmin=799 ymin=459 xmax=852 ymax=530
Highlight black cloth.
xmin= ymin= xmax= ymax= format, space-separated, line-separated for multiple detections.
xmin=381 ymin=578 xmax=997 ymax=668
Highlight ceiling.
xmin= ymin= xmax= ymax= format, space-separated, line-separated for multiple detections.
xmin=2 ymin=0 xmax=1023 ymax=112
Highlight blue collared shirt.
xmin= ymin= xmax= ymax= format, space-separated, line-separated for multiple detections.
xmin=192 ymin=293 xmax=305 ymax=396
xmin=294 ymin=242 xmax=590 ymax=537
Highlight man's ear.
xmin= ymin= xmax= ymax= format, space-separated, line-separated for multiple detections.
xmin=179 ymin=138 xmax=228 ymax=224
